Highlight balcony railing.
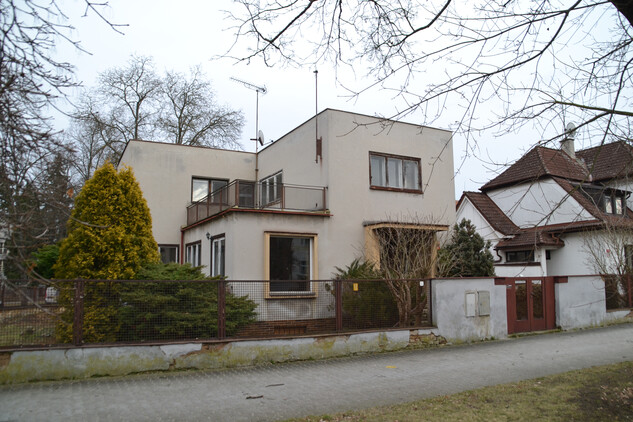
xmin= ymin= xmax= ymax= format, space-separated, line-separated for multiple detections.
xmin=186 ymin=180 xmax=328 ymax=226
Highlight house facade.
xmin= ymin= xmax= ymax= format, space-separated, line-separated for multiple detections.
xmin=457 ymin=137 xmax=633 ymax=278
xmin=119 ymin=109 xmax=456 ymax=321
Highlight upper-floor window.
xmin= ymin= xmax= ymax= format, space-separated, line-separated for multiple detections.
xmin=603 ymin=194 xmax=626 ymax=215
xmin=192 ymin=178 xmax=228 ymax=203
xmin=369 ymin=152 xmax=421 ymax=192
xmin=261 ymin=172 xmax=282 ymax=205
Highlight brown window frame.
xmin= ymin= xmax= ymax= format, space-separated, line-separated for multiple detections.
xmin=369 ymin=151 xmax=422 ymax=193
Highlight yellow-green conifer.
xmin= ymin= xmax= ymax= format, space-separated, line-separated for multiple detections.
xmin=55 ymin=163 xmax=159 ymax=343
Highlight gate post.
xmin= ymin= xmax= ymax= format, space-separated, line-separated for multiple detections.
xmin=335 ymin=280 xmax=342 ymax=332
xmin=217 ymin=279 xmax=226 ymax=339
xmin=73 ymin=279 xmax=85 ymax=346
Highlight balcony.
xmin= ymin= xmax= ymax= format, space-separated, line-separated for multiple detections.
xmin=186 ymin=180 xmax=328 ymax=226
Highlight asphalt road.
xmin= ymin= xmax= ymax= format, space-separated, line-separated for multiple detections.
xmin=1 ymin=323 xmax=632 ymax=422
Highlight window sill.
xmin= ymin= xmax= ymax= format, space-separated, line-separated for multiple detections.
xmin=266 ymin=292 xmax=316 ymax=299
xmin=370 ymin=186 xmax=422 ymax=194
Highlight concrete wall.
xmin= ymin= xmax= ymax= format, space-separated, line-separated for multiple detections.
xmin=431 ymin=278 xmax=508 ymax=341
xmin=0 ymin=329 xmax=440 ymax=384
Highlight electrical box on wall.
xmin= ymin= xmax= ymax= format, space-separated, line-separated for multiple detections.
xmin=465 ymin=290 xmax=490 ymax=317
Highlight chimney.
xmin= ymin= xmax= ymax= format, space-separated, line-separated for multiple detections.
xmin=561 ymin=123 xmax=576 ymax=158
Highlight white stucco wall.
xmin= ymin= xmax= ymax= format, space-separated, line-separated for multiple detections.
xmin=119 ymin=141 xmax=255 ymax=246
xmin=487 ymin=179 xmax=594 ymax=228
xmin=555 ymin=275 xmax=608 ymax=329
xmin=431 ymin=278 xmax=508 ymax=341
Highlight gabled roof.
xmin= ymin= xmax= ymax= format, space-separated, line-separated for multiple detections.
xmin=481 ymin=146 xmax=588 ymax=191
xmin=458 ymin=191 xmax=519 ymax=235
xmin=481 ymin=141 xmax=633 ymax=192
xmin=576 ymin=141 xmax=633 ymax=182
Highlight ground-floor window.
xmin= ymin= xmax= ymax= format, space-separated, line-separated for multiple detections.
xmin=211 ymin=235 xmax=225 ymax=277
xmin=158 ymin=244 xmax=179 ymax=264
xmin=266 ymin=233 xmax=317 ymax=295
xmin=186 ymin=241 xmax=201 ymax=267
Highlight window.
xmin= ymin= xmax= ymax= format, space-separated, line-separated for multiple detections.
xmin=159 ymin=245 xmax=179 ymax=264
xmin=211 ymin=235 xmax=225 ymax=277
xmin=506 ymin=250 xmax=535 ymax=263
xmin=369 ymin=152 xmax=421 ymax=192
xmin=191 ymin=178 xmax=228 ymax=203
xmin=267 ymin=233 xmax=316 ymax=295
xmin=603 ymin=194 xmax=626 ymax=215
xmin=261 ymin=172 xmax=282 ymax=205
xmin=185 ymin=241 xmax=201 ymax=267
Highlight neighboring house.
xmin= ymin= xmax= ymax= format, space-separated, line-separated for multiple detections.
xmin=119 ymin=109 xmax=456 ymax=321
xmin=457 ymin=136 xmax=633 ymax=278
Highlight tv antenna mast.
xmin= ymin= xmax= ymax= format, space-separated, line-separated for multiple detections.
xmin=231 ymin=77 xmax=268 ymax=190
xmin=230 ymin=77 xmax=267 ymax=151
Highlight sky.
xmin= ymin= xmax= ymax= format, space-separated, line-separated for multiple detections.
xmin=53 ymin=0 xmax=583 ymax=198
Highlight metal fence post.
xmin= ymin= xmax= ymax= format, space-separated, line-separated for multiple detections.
xmin=218 ymin=279 xmax=226 ymax=339
xmin=335 ymin=280 xmax=342 ymax=331
xmin=73 ymin=279 xmax=85 ymax=346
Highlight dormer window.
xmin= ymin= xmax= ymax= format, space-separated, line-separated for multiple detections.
xmin=603 ymin=194 xmax=625 ymax=215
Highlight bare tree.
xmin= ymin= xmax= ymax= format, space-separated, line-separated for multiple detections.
xmin=158 ymin=66 xmax=244 ymax=148
xmin=71 ymin=57 xmax=245 ymax=169
xmin=96 ymin=55 xmax=162 ymax=143
xmin=0 ymin=0 xmax=123 ymax=277
xmin=582 ymin=221 xmax=633 ymax=309
xmin=366 ymin=219 xmax=442 ymax=326
xmin=227 ymin=1 xmax=633 ymax=149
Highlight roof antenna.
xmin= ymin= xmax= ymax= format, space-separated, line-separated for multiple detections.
xmin=314 ymin=69 xmax=322 ymax=163
xmin=231 ymin=77 xmax=267 ymax=186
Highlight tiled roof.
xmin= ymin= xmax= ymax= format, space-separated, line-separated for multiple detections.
xmin=576 ymin=141 xmax=633 ymax=182
xmin=481 ymin=146 xmax=589 ymax=191
xmin=459 ymin=192 xmax=519 ymax=235
xmin=496 ymin=230 xmax=564 ymax=250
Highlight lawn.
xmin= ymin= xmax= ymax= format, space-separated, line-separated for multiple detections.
xmin=289 ymin=361 xmax=633 ymax=421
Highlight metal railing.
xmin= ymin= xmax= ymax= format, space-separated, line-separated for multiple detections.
xmin=186 ymin=180 xmax=328 ymax=225
xmin=0 ymin=278 xmax=432 ymax=349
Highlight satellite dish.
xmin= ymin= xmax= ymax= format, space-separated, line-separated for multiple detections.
xmin=565 ymin=123 xmax=577 ymax=139
xmin=257 ymin=130 xmax=265 ymax=146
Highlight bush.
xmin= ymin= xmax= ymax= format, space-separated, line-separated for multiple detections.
xmin=334 ymin=258 xmax=399 ymax=329
xmin=118 ymin=263 xmax=258 ymax=341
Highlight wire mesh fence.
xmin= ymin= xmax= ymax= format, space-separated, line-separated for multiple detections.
xmin=0 ymin=279 xmax=432 ymax=349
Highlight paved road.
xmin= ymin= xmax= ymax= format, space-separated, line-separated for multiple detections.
xmin=1 ymin=324 xmax=632 ymax=422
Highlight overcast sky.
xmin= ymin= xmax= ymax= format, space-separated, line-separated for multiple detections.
xmin=54 ymin=0 xmax=582 ymax=198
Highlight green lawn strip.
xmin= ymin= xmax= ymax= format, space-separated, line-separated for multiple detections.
xmin=288 ymin=361 xmax=633 ymax=422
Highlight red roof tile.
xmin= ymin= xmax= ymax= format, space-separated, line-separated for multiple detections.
xmin=481 ymin=146 xmax=589 ymax=191
xmin=460 ymin=192 xmax=519 ymax=235
xmin=576 ymin=141 xmax=633 ymax=182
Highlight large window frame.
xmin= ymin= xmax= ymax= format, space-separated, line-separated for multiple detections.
xmin=211 ymin=234 xmax=225 ymax=277
xmin=191 ymin=177 xmax=229 ymax=203
xmin=185 ymin=241 xmax=202 ymax=267
xmin=369 ymin=152 xmax=422 ymax=193
xmin=265 ymin=232 xmax=318 ymax=298
xmin=158 ymin=244 xmax=179 ymax=264
xmin=506 ymin=250 xmax=535 ymax=263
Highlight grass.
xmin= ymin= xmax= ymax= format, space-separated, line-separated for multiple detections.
xmin=288 ymin=361 xmax=633 ymax=422
xmin=0 ymin=308 xmax=60 ymax=346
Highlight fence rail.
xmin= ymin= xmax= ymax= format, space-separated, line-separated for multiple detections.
xmin=0 ymin=278 xmax=432 ymax=350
